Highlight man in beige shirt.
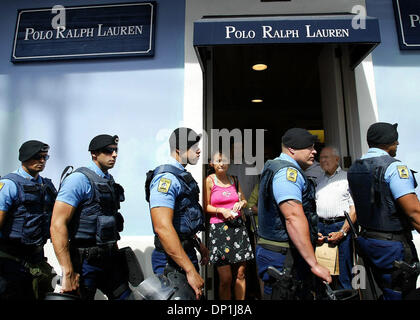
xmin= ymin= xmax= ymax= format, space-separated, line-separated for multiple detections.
xmin=315 ymin=146 xmax=357 ymax=290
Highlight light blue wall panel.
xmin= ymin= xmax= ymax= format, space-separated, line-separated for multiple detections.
xmin=366 ymin=0 xmax=420 ymax=196
xmin=0 ymin=0 xmax=186 ymax=235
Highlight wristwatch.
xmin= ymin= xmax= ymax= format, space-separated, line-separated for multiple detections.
xmin=340 ymin=229 xmax=347 ymax=237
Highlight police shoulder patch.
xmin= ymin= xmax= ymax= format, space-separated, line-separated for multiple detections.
xmin=0 ymin=182 xmax=4 ymax=191
xmin=397 ymin=165 xmax=409 ymax=179
xmin=286 ymin=168 xmax=298 ymax=183
xmin=157 ymin=178 xmax=172 ymax=193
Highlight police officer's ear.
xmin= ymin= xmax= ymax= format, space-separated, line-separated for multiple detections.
xmin=171 ymin=148 xmax=182 ymax=160
xmin=91 ymin=151 xmax=99 ymax=160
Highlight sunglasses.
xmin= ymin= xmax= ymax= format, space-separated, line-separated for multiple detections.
xmin=100 ymin=147 xmax=118 ymax=154
xmin=31 ymin=154 xmax=50 ymax=161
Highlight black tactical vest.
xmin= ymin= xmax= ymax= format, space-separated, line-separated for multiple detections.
xmin=258 ymin=159 xmax=318 ymax=244
xmin=68 ymin=167 xmax=125 ymax=245
xmin=145 ymin=164 xmax=205 ymax=238
xmin=0 ymin=173 xmax=57 ymax=246
xmin=348 ymin=155 xmax=415 ymax=232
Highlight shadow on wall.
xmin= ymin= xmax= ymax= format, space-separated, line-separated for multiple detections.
xmin=94 ymin=246 xmax=155 ymax=300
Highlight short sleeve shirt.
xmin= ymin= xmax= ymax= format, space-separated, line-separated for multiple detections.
xmin=0 ymin=166 xmax=43 ymax=212
xmin=361 ymin=148 xmax=416 ymax=200
xmin=56 ymin=160 xmax=111 ymax=208
xmin=149 ymin=157 xmax=185 ymax=209
xmin=272 ymin=153 xmax=306 ymax=205
xmin=315 ymin=167 xmax=354 ymax=219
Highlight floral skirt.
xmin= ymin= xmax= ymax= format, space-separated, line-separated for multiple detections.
xmin=208 ymin=218 xmax=254 ymax=266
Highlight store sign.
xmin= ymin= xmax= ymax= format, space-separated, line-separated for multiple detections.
xmin=11 ymin=2 xmax=156 ymax=62
xmin=194 ymin=15 xmax=380 ymax=46
xmin=393 ymin=0 xmax=420 ymax=49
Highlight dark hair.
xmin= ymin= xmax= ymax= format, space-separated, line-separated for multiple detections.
xmin=169 ymin=127 xmax=201 ymax=154
xmin=206 ymin=164 xmax=215 ymax=176
xmin=210 ymin=149 xmax=230 ymax=163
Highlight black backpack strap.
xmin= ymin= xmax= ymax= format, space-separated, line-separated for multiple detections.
xmin=145 ymin=169 xmax=155 ymax=203
xmin=59 ymin=166 xmax=74 ymax=190
xmin=411 ymin=170 xmax=418 ymax=189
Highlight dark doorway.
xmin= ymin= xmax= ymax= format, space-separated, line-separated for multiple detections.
xmin=212 ymin=43 xmax=324 ymax=149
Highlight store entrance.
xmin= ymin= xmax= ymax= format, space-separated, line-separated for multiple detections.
xmin=212 ymin=43 xmax=324 ymax=151
xmin=200 ymin=42 xmax=362 ymax=300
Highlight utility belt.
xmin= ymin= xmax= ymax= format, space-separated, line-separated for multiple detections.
xmin=360 ymin=228 xmax=413 ymax=242
xmin=260 ymin=240 xmax=299 ymax=300
xmin=164 ymin=263 xmax=185 ymax=276
xmin=154 ymin=234 xmax=199 ymax=253
xmin=155 ymin=234 xmax=201 ymax=275
xmin=258 ymin=237 xmax=317 ymax=300
xmin=70 ymin=241 xmax=119 ymax=265
xmin=69 ymin=242 xmax=144 ymax=292
xmin=319 ymin=216 xmax=345 ymax=225
xmin=360 ymin=228 xmax=417 ymax=294
xmin=257 ymin=237 xmax=290 ymax=254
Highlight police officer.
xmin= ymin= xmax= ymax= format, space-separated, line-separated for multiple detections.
xmin=348 ymin=122 xmax=420 ymax=300
xmin=256 ymin=128 xmax=331 ymax=300
xmin=145 ymin=127 xmax=209 ymax=300
xmin=0 ymin=140 xmax=57 ymax=300
xmin=50 ymin=134 xmax=132 ymax=300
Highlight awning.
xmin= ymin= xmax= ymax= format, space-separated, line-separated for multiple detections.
xmin=193 ymin=14 xmax=381 ymax=69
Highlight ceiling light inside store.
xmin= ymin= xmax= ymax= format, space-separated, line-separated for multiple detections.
xmin=252 ymin=99 xmax=263 ymax=103
xmin=252 ymin=64 xmax=268 ymax=71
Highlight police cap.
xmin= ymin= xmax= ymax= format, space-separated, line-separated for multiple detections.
xmin=19 ymin=140 xmax=50 ymax=162
xmin=367 ymin=122 xmax=398 ymax=146
xmin=89 ymin=134 xmax=119 ymax=151
xmin=169 ymin=127 xmax=202 ymax=151
xmin=282 ymin=128 xmax=317 ymax=149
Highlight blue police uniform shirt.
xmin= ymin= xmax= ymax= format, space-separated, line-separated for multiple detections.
xmin=0 ymin=166 xmax=43 ymax=212
xmin=272 ymin=153 xmax=306 ymax=204
xmin=56 ymin=160 xmax=111 ymax=208
xmin=149 ymin=157 xmax=184 ymax=209
xmin=361 ymin=148 xmax=416 ymax=200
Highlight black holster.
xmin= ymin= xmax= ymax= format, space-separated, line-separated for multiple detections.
xmin=269 ymin=248 xmax=302 ymax=300
xmin=391 ymin=237 xmax=419 ymax=295
xmin=271 ymin=274 xmax=301 ymax=300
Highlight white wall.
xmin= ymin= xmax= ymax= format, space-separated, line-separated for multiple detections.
xmin=354 ymin=55 xmax=380 ymax=156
